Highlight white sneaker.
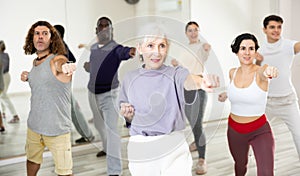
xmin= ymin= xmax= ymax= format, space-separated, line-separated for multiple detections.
xmin=196 ymin=158 xmax=207 ymax=175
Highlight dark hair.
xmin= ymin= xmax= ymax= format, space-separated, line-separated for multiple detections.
xmin=263 ymin=15 xmax=283 ymax=28
xmin=185 ymin=21 xmax=199 ymax=32
xmin=23 ymin=21 xmax=66 ymax=55
xmin=97 ymin=16 xmax=112 ymax=26
xmin=0 ymin=40 xmax=5 ymax=52
xmin=54 ymin=24 xmax=65 ymax=39
xmin=231 ymin=33 xmax=259 ymax=54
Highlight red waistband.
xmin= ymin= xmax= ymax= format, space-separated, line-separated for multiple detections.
xmin=228 ymin=114 xmax=267 ymax=134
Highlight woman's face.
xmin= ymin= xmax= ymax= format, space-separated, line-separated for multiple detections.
xmin=237 ymin=39 xmax=257 ymax=65
xmin=185 ymin=24 xmax=199 ymax=44
xmin=139 ymin=36 xmax=168 ymax=70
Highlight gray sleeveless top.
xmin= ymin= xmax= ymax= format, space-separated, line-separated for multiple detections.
xmin=27 ymin=54 xmax=72 ymax=136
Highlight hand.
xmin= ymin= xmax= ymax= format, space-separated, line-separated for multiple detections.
xmin=83 ymin=62 xmax=90 ymax=72
xmin=171 ymin=59 xmax=179 ymax=67
xmin=218 ymin=92 xmax=227 ymax=102
xmin=21 ymin=71 xmax=29 ymax=82
xmin=256 ymin=52 xmax=264 ymax=62
xmin=78 ymin=44 xmax=86 ymax=49
xmin=129 ymin=47 xmax=136 ymax=57
xmin=255 ymin=52 xmax=264 ymax=65
xmin=263 ymin=65 xmax=279 ymax=79
xmin=120 ymin=103 xmax=135 ymax=122
xmin=203 ymin=43 xmax=211 ymax=52
xmin=62 ymin=63 xmax=76 ymax=76
xmin=201 ymin=74 xmax=220 ymax=92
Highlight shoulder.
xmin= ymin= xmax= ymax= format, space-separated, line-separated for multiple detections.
xmin=122 ymin=69 xmax=140 ymax=84
xmin=229 ymin=68 xmax=237 ymax=80
xmin=51 ymin=55 xmax=68 ymax=66
xmin=52 ymin=54 xmax=68 ymax=62
xmin=173 ymin=66 xmax=189 ymax=81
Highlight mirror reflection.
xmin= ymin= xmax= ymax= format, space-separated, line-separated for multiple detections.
xmin=1 ymin=0 xmax=300 ymax=175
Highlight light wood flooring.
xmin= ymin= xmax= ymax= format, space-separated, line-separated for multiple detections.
xmin=1 ymin=92 xmax=300 ymax=175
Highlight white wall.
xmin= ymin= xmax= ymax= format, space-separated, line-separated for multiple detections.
xmin=0 ymin=0 xmax=135 ymax=94
xmin=284 ymin=0 xmax=300 ymax=106
xmin=2 ymin=0 xmax=299 ymax=119
xmin=189 ymin=0 xmax=284 ymax=120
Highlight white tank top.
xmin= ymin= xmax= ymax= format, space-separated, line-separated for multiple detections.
xmin=227 ymin=68 xmax=267 ymax=117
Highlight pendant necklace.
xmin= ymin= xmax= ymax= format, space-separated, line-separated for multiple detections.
xmin=36 ymin=54 xmax=49 ymax=61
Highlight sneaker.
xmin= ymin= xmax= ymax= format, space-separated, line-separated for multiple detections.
xmin=88 ymin=118 xmax=94 ymax=123
xmin=75 ymin=137 xmax=88 ymax=143
xmin=87 ymin=136 xmax=95 ymax=142
xmin=96 ymin=151 xmax=106 ymax=157
xmin=8 ymin=115 xmax=20 ymax=123
xmin=196 ymin=158 xmax=207 ymax=175
xmin=189 ymin=141 xmax=197 ymax=152
xmin=0 ymin=126 xmax=5 ymax=133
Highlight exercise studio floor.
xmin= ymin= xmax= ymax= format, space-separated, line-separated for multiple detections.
xmin=1 ymin=90 xmax=300 ymax=176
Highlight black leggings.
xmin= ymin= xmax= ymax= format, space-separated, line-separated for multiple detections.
xmin=184 ymin=89 xmax=207 ymax=159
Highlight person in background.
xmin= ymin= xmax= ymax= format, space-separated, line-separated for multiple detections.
xmin=0 ymin=51 xmax=4 ymax=133
xmin=171 ymin=21 xmax=211 ymax=175
xmin=54 ymin=24 xmax=94 ymax=144
xmin=85 ymin=16 xmax=135 ymax=176
xmin=0 ymin=40 xmax=20 ymax=123
xmin=119 ymin=23 xmax=220 ymax=176
xmin=256 ymin=14 xmax=300 ymax=160
xmin=21 ymin=20 xmax=76 ymax=176
xmin=219 ymin=33 xmax=278 ymax=176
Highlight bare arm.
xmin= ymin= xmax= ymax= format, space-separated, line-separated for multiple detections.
xmin=218 ymin=68 xmax=235 ymax=102
xmin=255 ymin=52 xmax=264 ymax=66
xmin=184 ymin=74 xmax=220 ymax=92
xmin=294 ymin=41 xmax=300 ymax=55
xmin=51 ymin=55 xmax=76 ymax=82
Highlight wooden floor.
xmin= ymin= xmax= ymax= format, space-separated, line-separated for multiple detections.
xmin=1 ymin=92 xmax=300 ymax=175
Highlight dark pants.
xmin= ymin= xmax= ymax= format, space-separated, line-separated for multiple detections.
xmin=184 ymin=89 xmax=207 ymax=159
xmin=227 ymin=122 xmax=274 ymax=176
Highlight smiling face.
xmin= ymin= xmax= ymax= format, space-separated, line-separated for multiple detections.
xmin=139 ymin=36 xmax=169 ymax=70
xmin=237 ymin=39 xmax=257 ymax=65
xmin=263 ymin=20 xmax=282 ymax=43
xmin=185 ymin=24 xmax=199 ymax=44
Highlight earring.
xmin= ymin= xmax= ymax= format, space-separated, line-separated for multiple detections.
xmin=139 ymin=54 xmax=144 ymax=62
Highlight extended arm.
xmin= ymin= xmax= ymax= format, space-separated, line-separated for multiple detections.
xmin=184 ymin=74 xmax=219 ymax=92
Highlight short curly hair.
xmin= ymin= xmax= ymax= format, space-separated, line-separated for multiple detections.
xmin=23 ymin=21 xmax=66 ymax=55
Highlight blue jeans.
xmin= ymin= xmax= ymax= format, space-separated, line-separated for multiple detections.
xmin=88 ymin=89 xmax=122 ymax=175
xmin=184 ymin=89 xmax=207 ymax=159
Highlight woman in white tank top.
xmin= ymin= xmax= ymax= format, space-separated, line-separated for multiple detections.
xmin=218 ymin=33 xmax=278 ymax=176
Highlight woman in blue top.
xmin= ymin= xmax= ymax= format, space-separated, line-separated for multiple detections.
xmin=119 ymin=23 xmax=220 ymax=176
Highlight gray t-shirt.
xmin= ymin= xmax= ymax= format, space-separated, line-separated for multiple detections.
xmin=27 ymin=54 xmax=72 ymax=136
xmin=119 ymin=65 xmax=189 ymax=136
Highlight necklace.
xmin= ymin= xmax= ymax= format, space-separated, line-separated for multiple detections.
xmin=36 ymin=54 xmax=49 ymax=61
